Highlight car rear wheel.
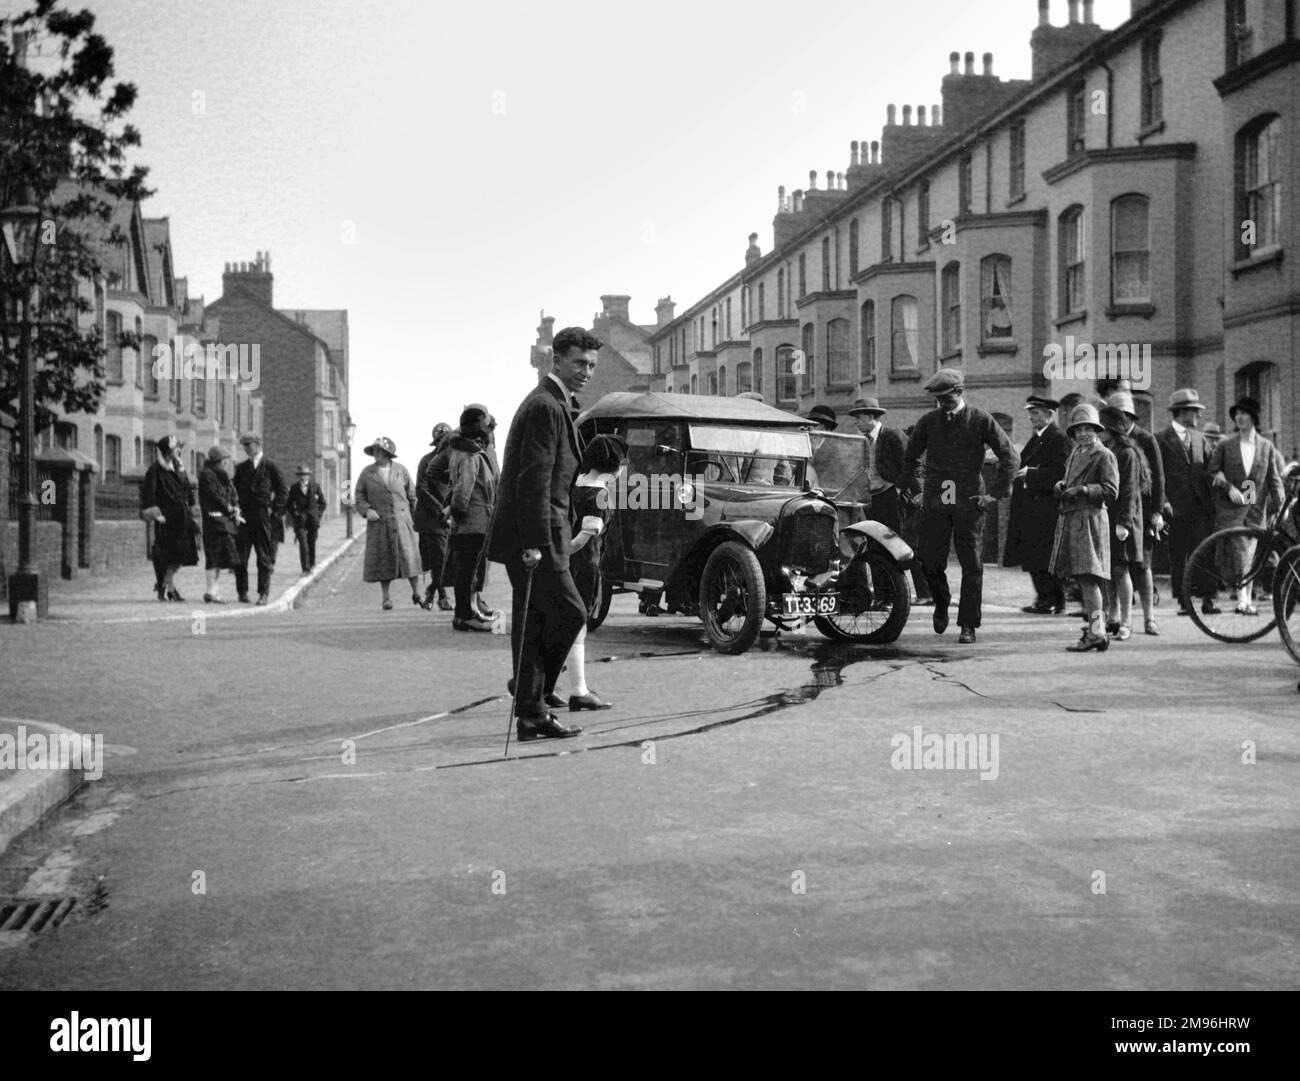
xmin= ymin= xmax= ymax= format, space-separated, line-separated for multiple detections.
xmin=587 ymin=579 xmax=614 ymax=633
xmin=815 ymin=546 xmax=910 ymax=644
xmin=699 ymin=541 xmax=766 ymax=654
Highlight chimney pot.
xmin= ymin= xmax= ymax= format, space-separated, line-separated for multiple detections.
xmin=933 ymin=103 xmax=942 ymax=126
xmin=851 ymin=140 xmax=860 ymax=166
xmin=902 ymin=105 xmax=912 ymax=126
xmin=1038 ymin=0 xmax=1050 ymax=27
xmin=949 ymin=50 xmax=960 ymax=74
xmin=983 ymin=52 xmax=993 ymax=75
xmin=837 ymin=172 xmax=845 ymax=189
xmin=1068 ymin=0 xmax=1080 ymax=23
xmin=887 ymin=104 xmax=897 ymax=125
xmin=871 ymin=140 xmax=880 ymax=164
xmin=918 ymin=105 xmax=927 ymax=126
xmin=964 ymin=51 xmax=975 ymax=75
xmin=749 ymin=232 xmax=758 ymax=243
xmin=1083 ymin=0 xmax=1094 ymax=22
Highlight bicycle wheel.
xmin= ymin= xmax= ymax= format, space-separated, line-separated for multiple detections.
xmin=1274 ymin=545 xmax=1300 ymax=664
xmin=1183 ymin=526 xmax=1279 ymax=643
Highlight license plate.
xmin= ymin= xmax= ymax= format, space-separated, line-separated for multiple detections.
xmin=781 ymin=593 xmax=839 ymax=616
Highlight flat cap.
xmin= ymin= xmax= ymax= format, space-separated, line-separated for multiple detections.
xmin=923 ymin=368 xmax=964 ymax=395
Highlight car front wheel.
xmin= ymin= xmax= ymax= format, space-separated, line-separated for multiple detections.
xmin=814 ymin=546 xmax=911 ymax=644
xmin=699 ymin=541 xmax=766 ymax=654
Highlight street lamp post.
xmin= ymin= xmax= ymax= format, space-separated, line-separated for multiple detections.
xmin=343 ymin=417 xmax=356 ymax=539
xmin=2 ymin=195 xmax=46 ymax=623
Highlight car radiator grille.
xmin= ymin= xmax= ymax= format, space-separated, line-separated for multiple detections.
xmin=781 ymin=511 xmax=837 ymax=574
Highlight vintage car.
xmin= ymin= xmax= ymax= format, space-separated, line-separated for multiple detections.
xmin=576 ymin=392 xmax=914 ymax=654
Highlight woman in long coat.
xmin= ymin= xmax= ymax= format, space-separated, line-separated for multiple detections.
xmin=1050 ymin=404 xmax=1119 ymax=653
xmin=197 ymin=444 xmax=242 ymax=603
xmin=140 ymin=434 xmax=200 ymax=602
xmin=1208 ymin=396 xmax=1286 ymax=614
xmin=354 ymin=436 xmax=423 ymax=610
xmin=446 ymin=411 xmax=499 ymax=631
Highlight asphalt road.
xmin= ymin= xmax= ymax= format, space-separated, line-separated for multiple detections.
xmin=1 ymin=544 xmax=1298 ymax=990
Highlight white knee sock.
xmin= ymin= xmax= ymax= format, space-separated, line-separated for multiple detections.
xmin=568 ymin=626 xmax=589 ymax=697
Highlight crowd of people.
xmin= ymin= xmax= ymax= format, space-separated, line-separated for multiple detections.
xmin=141 ymin=432 xmax=324 ymax=605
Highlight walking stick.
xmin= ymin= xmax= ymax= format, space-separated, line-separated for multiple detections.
xmin=503 ymin=562 xmax=535 ymax=757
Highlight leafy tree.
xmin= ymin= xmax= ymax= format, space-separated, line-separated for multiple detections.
xmin=0 ymin=0 xmax=151 ymax=434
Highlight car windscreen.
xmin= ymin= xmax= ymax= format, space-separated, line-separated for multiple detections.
xmin=688 ymin=426 xmax=811 ymax=459
xmin=809 ymin=431 xmax=871 ymax=500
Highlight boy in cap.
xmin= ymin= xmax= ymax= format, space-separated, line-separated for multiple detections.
xmin=286 ymin=464 xmax=327 ymax=574
xmin=902 ymin=369 xmax=1019 ymax=643
xmin=1004 ymin=395 xmax=1071 ymax=614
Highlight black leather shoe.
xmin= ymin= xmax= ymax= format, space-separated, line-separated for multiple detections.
xmin=933 ymin=607 xmax=949 ymax=635
xmin=569 ymin=692 xmax=612 ymax=711
xmin=1176 ymin=607 xmax=1192 ymax=617
xmin=1021 ymin=603 xmax=1054 ymax=614
xmin=256 ymin=594 xmax=269 ymax=606
xmin=506 ymin=678 xmax=564 ymax=710
xmin=453 ymin=616 xmax=493 ymax=631
xmin=958 ymin=627 xmax=976 ymax=644
xmin=1201 ymin=601 xmax=1223 ymax=615
xmin=436 ymin=593 xmax=453 ymax=611
xmin=238 ymin=593 xmax=251 ymax=604
xmin=516 ymin=714 xmax=582 ymax=742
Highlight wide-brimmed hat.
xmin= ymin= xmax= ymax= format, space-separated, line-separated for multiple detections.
xmin=206 ymin=444 xmax=231 ymax=463
xmin=295 ymin=463 xmax=312 ymax=476
xmin=804 ymin=404 xmax=838 ymax=428
xmin=1024 ymin=395 xmax=1059 ymax=411
xmin=363 ymin=436 xmax=397 ymax=457
xmin=156 ymin=435 xmax=184 ymax=457
xmin=1098 ymin=405 xmax=1129 ymax=434
xmin=430 ymin=423 xmax=451 ymax=445
xmin=1229 ymin=396 xmax=1262 ymax=427
xmin=1066 ymin=403 xmax=1104 ymax=433
xmin=1168 ymin=388 xmax=1205 ymax=412
xmin=459 ymin=406 xmax=488 ymax=433
xmin=1107 ymin=390 xmax=1137 ymax=419
xmin=848 ymin=397 xmax=887 ymax=416
xmin=924 ymin=368 xmax=964 ymax=395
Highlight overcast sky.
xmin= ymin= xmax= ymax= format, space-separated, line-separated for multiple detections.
xmin=9 ymin=0 xmax=1132 ymax=476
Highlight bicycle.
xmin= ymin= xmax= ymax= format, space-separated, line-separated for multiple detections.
xmin=1274 ymin=543 xmax=1300 ymax=664
xmin=1182 ymin=469 xmax=1300 ymax=643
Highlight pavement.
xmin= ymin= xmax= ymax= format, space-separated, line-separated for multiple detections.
xmin=0 ymin=514 xmax=358 ymax=862
xmin=1 ymin=549 xmax=1297 ymax=989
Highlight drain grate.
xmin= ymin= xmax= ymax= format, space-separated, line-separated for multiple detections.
xmin=0 ymin=897 xmax=76 ymax=934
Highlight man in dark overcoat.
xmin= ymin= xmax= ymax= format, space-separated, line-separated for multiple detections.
xmin=487 ymin=327 xmax=598 ymax=741
xmin=414 ymin=423 xmax=453 ymax=609
xmin=1156 ymin=388 xmax=1218 ymax=616
xmin=902 ymin=368 xmax=1019 ymax=644
xmin=286 ymin=464 xmax=327 ymax=574
xmin=233 ymin=433 xmax=288 ymax=605
xmin=1004 ymin=395 xmax=1071 ymax=613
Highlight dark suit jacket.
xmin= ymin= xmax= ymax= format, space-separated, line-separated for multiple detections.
xmin=1003 ymin=422 xmax=1070 ymax=569
xmin=871 ymin=426 xmax=911 ymax=488
xmin=487 ymin=378 xmax=583 ymax=572
xmin=234 ymin=456 xmax=288 ymax=543
xmin=1156 ymin=425 xmax=1212 ymax=516
xmin=1129 ymin=423 xmax=1164 ymax=519
xmin=286 ymin=480 xmax=326 ymax=531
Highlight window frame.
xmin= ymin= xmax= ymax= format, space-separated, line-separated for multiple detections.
xmin=1110 ymin=194 xmax=1152 ymax=305
xmin=1141 ymin=33 xmax=1163 ymax=129
xmin=1237 ymin=114 xmax=1282 ymax=259
xmin=826 ymin=317 xmax=852 ymax=387
xmin=860 ymin=300 xmax=876 ymax=380
xmin=1009 ymin=120 xmax=1026 ymax=201
xmin=941 ymin=262 xmax=962 ymax=355
xmin=890 ymin=294 xmax=920 ymax=372
xmin=1060 ymin=206 xmax=1086 ymax=316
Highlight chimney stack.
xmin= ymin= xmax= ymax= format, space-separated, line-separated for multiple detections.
xmin=600 ymin=294 xmax=631 ymax=322
xmin=655 ymin=296 xmax=676 ymax=327
xmin=746 ymin=232 xmax=761 ymax=266
xmin=964 ymin=51 xmax=975 ymax=75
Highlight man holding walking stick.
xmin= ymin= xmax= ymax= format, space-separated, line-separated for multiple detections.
xmin=487 ymin=326 xmax=599 ymax=742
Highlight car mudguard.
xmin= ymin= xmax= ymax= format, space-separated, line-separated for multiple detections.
xmin=702 ymin=519 xmax=774 ymax=551
xmin=841 ymin=519 xmax=914 ymax=566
